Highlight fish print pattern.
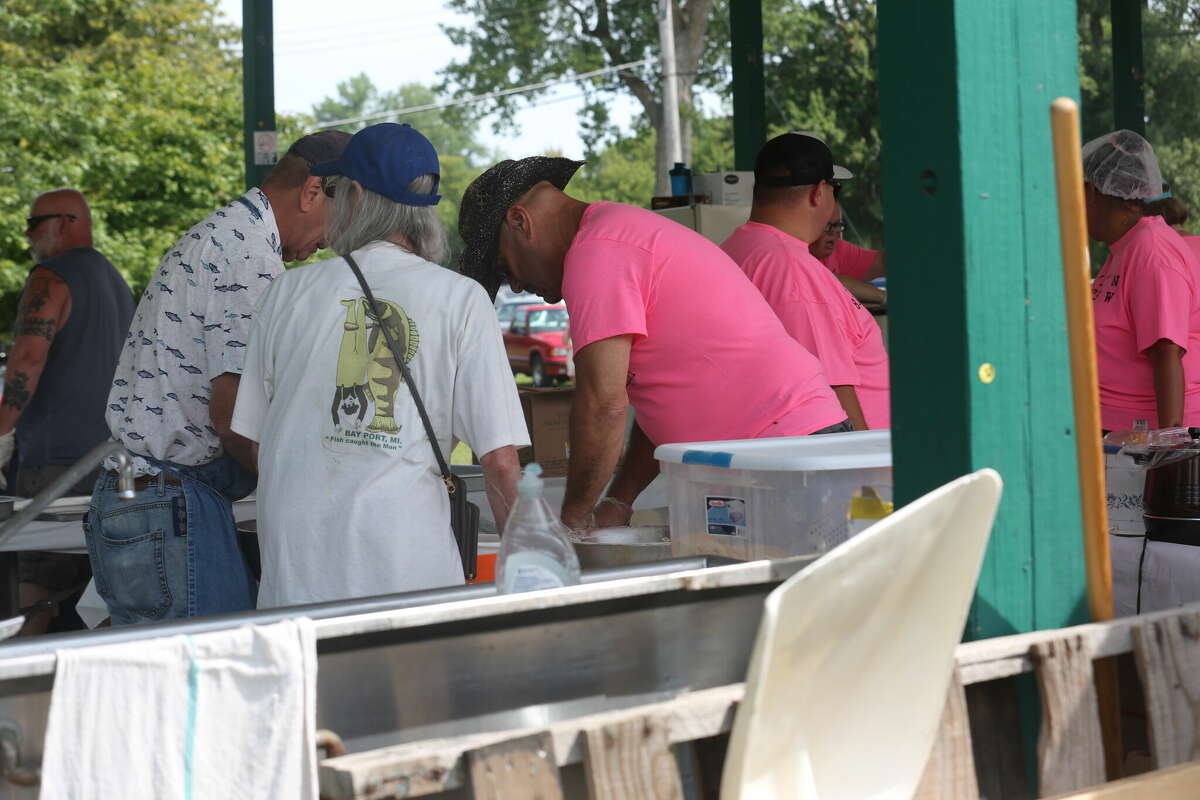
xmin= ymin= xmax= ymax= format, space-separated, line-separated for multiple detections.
xmin=103 ymin=188 xmax=284 ymax=474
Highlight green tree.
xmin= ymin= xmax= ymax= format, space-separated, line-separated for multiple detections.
xmin=310 ymin=75 xmax=496 ymax=261
xmin=439 ymin=0 xmax=724 ymax=196
xmin=0 ymin=0 xmax=247 ymax=327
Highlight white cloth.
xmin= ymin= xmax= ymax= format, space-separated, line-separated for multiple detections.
xmin=106 ymin=189 xmax=284 ymax=472
xmin=1111 ymin=533 xmax=1200 ymax=616
xmin=39 ymin=618 xmax=318 ymax=800
xmin=232 ymin=241 xmax=530 ymax=608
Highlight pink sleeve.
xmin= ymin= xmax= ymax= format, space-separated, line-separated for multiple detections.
xmin=1128 ymin=260 xmax=1193 ymax=354
xmin=562 ymin=237 xmax=651 ymax=353
xmin=830 ymin=239 xmax=877 ymax=281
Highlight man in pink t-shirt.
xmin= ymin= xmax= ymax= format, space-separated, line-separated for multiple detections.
xmin=723 ymin=132 xmax=890 ymax=429
xmin=809 ymin=204 xmax=887 ymax=310
xmin=457 ymin=157 xmax=848 ymax=530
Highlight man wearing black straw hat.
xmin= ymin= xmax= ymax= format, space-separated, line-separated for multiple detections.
xmin=458 ymin=157 xmax=850 ymax=532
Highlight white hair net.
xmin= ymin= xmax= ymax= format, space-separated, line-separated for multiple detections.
xmin=1081 ymin=129 xmax=1165 ymax=201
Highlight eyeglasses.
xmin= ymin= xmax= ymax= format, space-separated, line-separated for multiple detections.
xmin=322 ymin=178 xmax=336 ymax=199
xmin=824 ymin=221 xmax=847 ymax=234
xmin=25 ymin=213 xmax=75 ymax=233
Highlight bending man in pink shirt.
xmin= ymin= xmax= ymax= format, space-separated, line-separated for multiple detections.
xmin=722 ymin=132 xmax=891 ymax=430
xmin=457 ymin=157 xmax=849 ymax=530
xmin=1082 ymin=130 xmax=1200 ymax=430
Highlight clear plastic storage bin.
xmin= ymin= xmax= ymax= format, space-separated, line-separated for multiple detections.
xmin=655 ymin=431 xmax=892 ymax=561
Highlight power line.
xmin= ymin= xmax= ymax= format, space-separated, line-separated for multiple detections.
xmin=312 ymin=57 xmax=655 ymax=130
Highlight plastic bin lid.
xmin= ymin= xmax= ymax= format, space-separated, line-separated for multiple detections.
xmin=654 ymin=430 xmax=892 ymax=471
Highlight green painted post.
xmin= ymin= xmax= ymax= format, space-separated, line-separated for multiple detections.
xmin=730 ymin=0 xmax=764 ymax=171
xmin=1111 ymin=0 xmax=1146 ymax=135
xmin=242 ymin=0 xmax=277 ymax=190
xmin=877 ymin=0 xmax=1088 ymax=641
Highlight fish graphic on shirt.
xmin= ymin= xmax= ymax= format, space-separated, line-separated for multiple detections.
xmin=164 ymin=312 xmax=183 ymax=323
xmin=136 ymin=370 xmax=155 ymax=379
xmin=180 ymin=364 xmax=203 ymax=374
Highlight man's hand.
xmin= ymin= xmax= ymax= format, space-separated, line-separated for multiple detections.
xmin=560 ymin=335 xmax=634 ymax=529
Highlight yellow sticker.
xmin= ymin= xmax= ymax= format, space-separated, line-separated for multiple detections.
xmin=978 ymin=363 xmax=996 ymax=384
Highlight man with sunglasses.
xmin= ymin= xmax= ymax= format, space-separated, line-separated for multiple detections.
xmin=0 ymin=188 xmax=133 ymax=634
xmin=87 ymin=130 xmax=350 ymax=625
xmin=722 ymin=132 xmax=890 ymax=430
xmin=810 ymin=203 xmax=887 ymax=309
xmin=457 ymin=156 xmax=847 ymax=532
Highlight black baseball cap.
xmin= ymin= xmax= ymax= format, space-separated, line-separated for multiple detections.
xmin=457 ymin=156 xmax=584 ymax=300
xmin=754 ymin=131 xmax=853 ymax=187
xmin=284 ymin=130 xmax=353 ymax=167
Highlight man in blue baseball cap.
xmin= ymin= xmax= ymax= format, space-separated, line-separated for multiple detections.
xmin=231 ymin=122 xmax=527 ymax=608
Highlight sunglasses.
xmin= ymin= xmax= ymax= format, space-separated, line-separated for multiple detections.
xmin=824 ymin=221 xmax=847 ymax=234
xmin=322 ymin=178 xmax=336 ymax=199
xmin=26 ymin=213 xmax=76 ymax=233
xmin=828 ymin=179 xmax=843 ymax=198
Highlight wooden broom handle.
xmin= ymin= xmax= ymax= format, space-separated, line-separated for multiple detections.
xmin=1050 ymin=97 xmax=1113 ymax=623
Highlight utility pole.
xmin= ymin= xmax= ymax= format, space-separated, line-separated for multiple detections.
xmin=657 ymin=0 xmax=683 ymax=192
xmin=242 ymin=0 xmax=277 ymax=189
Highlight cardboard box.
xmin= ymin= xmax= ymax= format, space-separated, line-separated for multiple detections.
xmin=519 ymin=387 xmax=573 ymax=477
xmin=692 ymin=171 xmax=755 ymax=205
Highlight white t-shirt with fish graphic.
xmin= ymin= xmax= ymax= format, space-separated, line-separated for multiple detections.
xmin=105 ymin=189 xmax=283 ymax=470
xmin=232 ymin=241 xmax=530 ymax=607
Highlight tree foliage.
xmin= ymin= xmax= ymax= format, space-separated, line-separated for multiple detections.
xmin=0 ymin=0 xmax=245 ymax=328
xmin=439 ymin=0 xmax=725 ymax=195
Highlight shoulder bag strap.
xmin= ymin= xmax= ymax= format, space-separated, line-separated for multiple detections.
xmin=343 ymin=252 xmax=455 ymax=490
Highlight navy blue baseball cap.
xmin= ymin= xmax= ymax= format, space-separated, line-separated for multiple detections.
xmin=310 ymin=123 xmax=441 ymax=207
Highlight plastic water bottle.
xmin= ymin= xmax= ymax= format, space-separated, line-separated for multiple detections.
xmin=496 ymin=463 xmax=582 ymax=594
xmin=669 ymin=162 xmax=692 ymax=196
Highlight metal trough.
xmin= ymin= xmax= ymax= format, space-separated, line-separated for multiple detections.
xmin=0 ymin=555 xmax=813 ymax=796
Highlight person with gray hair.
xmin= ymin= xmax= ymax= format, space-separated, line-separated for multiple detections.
xmin=1082 ymin=129 xmax=1200 ymax=432
xmin=232 ymin=123 xmax=527 ymax=608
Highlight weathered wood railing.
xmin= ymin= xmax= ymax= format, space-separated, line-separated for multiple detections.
xmin=319 ymin=601 xmax=1200 ymax=799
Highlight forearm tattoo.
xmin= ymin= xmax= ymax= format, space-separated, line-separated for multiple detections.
xmin=3 ymin=370 xmax=32 ymax=411
xmin=14 ymin=316 xmax=55 ymax=340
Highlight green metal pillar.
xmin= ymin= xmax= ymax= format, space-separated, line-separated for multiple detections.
xmin=1111 ymin=0 xmax=1146 ymax=135
xmin=242 ymin=0 xmax=277 ymax=189
xmin=878 ymin=0 xmax=1088 ymax=641
xmin=730 ymin=0 xmax=764 ymax=171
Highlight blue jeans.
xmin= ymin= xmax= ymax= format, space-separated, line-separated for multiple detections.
xmin=85 ymin=454 xmax=257 ymax=626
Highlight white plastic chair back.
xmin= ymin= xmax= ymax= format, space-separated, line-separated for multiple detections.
xmin=721 ymin=468 xmax=1003 ymax=800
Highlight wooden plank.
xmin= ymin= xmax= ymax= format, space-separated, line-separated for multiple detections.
xmin=954 ymin=601 xmax=1200 ymax=685
xmin=466 ymin=732 xmax=563 ymax=800
xmin=318 ymin=683 xmax=743 ymax=800
xmin=1131 ymin=611 xmax=1200 ymax=768
xmin=583 ymin=717 xmax=683 ymax=800
xmin=913 ymin=669 xmax=980 ymax=800
xmin=1043 ymin=760 xmax=1200 ymax=799
xmin=1034 ymin=635 xmax=1106 ymax=795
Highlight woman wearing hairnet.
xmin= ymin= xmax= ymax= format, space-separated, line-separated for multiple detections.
xmin=1083 ymin=130 xmax=1200 ymax=432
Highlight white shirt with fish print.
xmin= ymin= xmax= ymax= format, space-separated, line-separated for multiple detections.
xmin=106 ymin=188 xmax=284 ymax=472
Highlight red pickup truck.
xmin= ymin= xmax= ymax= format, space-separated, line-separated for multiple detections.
xmin=504 ymin=304 xmax=572 ymax=387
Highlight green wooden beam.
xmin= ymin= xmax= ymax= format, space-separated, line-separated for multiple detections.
xmin=878 ymin=0 xmax=1088 ymax=641
xmin=1111 ymin=0 xmax=1146 ymax=135
xmin=730 ymin=0 xmax=764 ymax=172
xmin=242 ymin=0 xmax=277 ymax=190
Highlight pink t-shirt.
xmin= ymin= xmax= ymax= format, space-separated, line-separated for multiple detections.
xmin=723 ymin=222 xmax=891 ymax=429
xmin=816 ymin=238 xmax=877 ymax=280
xmin=1184 ymin=235 xmax=1200 ymax=265
xmin=562 ymin=202 xmax=846 ymax=444
xmin=1093 ymin=216 xmax=1200 ymax=430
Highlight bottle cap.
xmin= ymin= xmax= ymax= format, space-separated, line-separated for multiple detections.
xmin=517 ymin=462 xmax=544 ymax=493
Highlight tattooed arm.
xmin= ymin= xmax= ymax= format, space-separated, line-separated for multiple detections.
xmin=0 ymin=267 xmax=71 ymax=435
